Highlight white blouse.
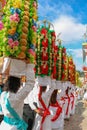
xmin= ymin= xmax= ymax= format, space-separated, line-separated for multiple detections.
xmin=1 ymin=82 xmax=34 ymax=118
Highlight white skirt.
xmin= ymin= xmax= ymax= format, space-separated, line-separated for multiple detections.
xmin=0 ymin=121 xmax=17 ymax=130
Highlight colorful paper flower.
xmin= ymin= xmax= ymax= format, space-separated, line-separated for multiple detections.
xmin=0 ymin=21 xmax=4 ymax=30
xmin=8 ymin=38 xmax=19 ymax=48
xmin=10 ymin=13 xmax=20 ymax=22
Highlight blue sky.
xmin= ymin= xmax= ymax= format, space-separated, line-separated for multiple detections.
xmin=38 ymin=0 xmax=87 ymax=71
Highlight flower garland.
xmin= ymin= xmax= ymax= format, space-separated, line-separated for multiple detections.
xmin=61 ymin=47 xmax=67 ymax=81
xmin=65 ymin=55 xmax=69 ymax=81
xmin=26 ymin=0 xmax=38 ymax=63
xmin=0 ymin=0 xmax=6 ymax=56
xmin=56 ymin=44 xmax=62 ymax=80
xmin=1 ymin=0 xmax=24 ymax=57
xmin=35 ymin=26 xmax=52 ymax=77
xmin=68 ymin=56 xmax=76 ymax=84
xmin=0 ymin=0 xmax=38 ymax=62
xmin=51 ymin=31 xmax=57 ymax=79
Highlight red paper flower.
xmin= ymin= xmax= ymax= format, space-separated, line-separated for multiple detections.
xmin=41 ymin=28 xmax=47 ymax=36
xmin=42 ymin=39 xmax=48 ymax=47
xmin=41 ymin=62 xmax=48 ymax=74
xmin=51 ymin=31 xmax=56 ymax=37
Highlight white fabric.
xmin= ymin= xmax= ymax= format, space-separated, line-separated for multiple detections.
xmin=52 ymin=127 xmax=64 ymax=130
xmin=0 ymin=95 xmax=3 ymax=115
xmin=9 ymin=59 xmax=27 ymax=78
xmin=56 ymin=81 xmax=62 ymax=90
xmin=0 ymin=121 xmax=17 ymax=130
xmin=2 ymin=57 xmax=11 ymax=74
xmin=32 ymin=79 xmax=57 ymax=130
xmin=49 ymin=102 xmax=64 ymax=129
xmin=64 ymin=96 xmax=71 ymax=119
xmin=0 ymin=81 xmax=34 ymax=130
xmin=24 ymin=82 xmax=39 ymax=110
xmin=70 ymin=94 xmax=75 ymax=115
xmin=83 ymin=92 xmax=87 ymax=100
xmin=26 ymin=64 xmax=35 ymax=81
xmin=36 ymin=76 xmax=51 ymax=87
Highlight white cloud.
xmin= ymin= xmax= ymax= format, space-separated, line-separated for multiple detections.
xmin=76 ymin=63 xmax=83 ymax=71
xmin=67 ymin=48 xmax=83 ymax=71
xmin=67 ymin=49 xmax=83 ymax=58
xmin=53 ymin=15 xmax=87 ymax=43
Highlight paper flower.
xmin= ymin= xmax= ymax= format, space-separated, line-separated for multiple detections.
xmin=0 ymin=0 xmax=6 ymax=8
xmin=8 ymin=38 xmax=19 ymax=48
xmin=33 ymin=1 xmax=37 ymax=8
xmin=10 ymin=7 xmax=16 ymax=14
xmin=10 ymin=13 xmax=20 ymax=22
xmin=8 ymin=27 xmax=16 ymax=35
xmin=32 ymin=25 xmax=37 ymax=32
xmin=10 ymin=7 xmax=21 ymax=15
xmin=28 ymin=49 xmax=35 ymax=56
xmin=41 ymin=28 xmax=47 ymax=36
xmin=13 ymin=0 xmax=21 ymax=8
xmin=0 ymin=21 xmax=4 ymax=30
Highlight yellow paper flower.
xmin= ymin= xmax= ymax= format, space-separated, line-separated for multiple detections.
xmin=10 ymin=49 xmax=15 ymax=54
xmin=13 ymin=0 xmax=22 ymax=8
xmin=6 ymin=45 xmax=11 ymax=51
xmin=13 ymin=46 xmax=18 ymax=51
xmin=8 ymin=27 xmax=16 ymax=35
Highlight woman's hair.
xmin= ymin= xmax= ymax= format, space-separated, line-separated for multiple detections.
xmin=49 ymin=89 xmax=58 ymax=104
xmin=4 ymin=76 xmax=21 ymax=93
xmin=41 ymin=86 xmax=47 ymax=92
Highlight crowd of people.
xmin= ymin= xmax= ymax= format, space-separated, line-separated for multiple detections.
xmin=0 ymin=73 xmax=78 ymax=130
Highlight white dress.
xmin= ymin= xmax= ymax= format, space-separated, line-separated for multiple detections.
xmin=0 ymin=82 xmax=34 ymax=130
xmin=32 ymin=86 xmax=54 ymax=130
xmin=64 ymin=94 xmax=71 ymax=119
xmin=28 ymin=79 xmax=57 ymax=130
xmin=70 ymin=93 xmax=75 ymax=115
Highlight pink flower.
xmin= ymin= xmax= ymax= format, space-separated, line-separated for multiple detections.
xmin=14 ymin=41 xmax=19 ymax=46
xmin=8 ymin=38 xmax=19 ymax=48
xmin=33 ymin=1 xmax=37 ymax=8
xmin=10 ymin=13 xmax=20 ymax=22
xmin=0 ymin=21 xmax=4 ymax=30
xmin=28 ymin=49 xmax=35 ymax=56
xmin=32 ymin=26 xmax=37 ymax=32
xmin=2 ymin=0 xmax=6 ymax=7
xmin=8 ymin=38 xmax=13 ymax=44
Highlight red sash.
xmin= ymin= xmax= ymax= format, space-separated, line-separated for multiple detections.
xmin=71 ymin=93 xmax=75 ymax=110
xmin=64 ymin=94 xmax=70 ymax=115
xmin=38 ymin=87 xmax=50 ymax=130
xmin=61 ymin=97 xmax=65 ymax=106
xmin=50 ymin=101 xmax=62 ymax=121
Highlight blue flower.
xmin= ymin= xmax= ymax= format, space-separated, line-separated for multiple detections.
xmin=16 ymin=8 xmax=21 ymax=14
xmin=8 ymin=35 xmax=13 ymax=39
xmin=30 ymin=44 xmax=35 ymax=51
xmin=32 ymin=19 xmax=37 ymax=26
xmin=10 ymin=7 xmax=16 ymax=14
xmin=13 ymin=33 xmax=19 ymax=40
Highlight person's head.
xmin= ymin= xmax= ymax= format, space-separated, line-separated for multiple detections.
xmin=50 ymin=89 xmax=58 ymax=104
xmin=65 ymin=87 xmax=69 ymax=95
xmin=41 ymin=86 xmax=47 ymax=93
xmin=4 ymin=76 xmax=21 ymax=93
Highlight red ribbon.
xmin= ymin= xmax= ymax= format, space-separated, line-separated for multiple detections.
xmin=70 ymin=93 xmax=75 ymax=110
xmin=61 ymin=97 xmax=65 ymax=106
xmin=38 ymin=87 xmax=50 ymax=130
xmin=64 ymin=94 xmax=70 ymax=115
xmin=50 ymin=101 xmax=62 ymax=122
